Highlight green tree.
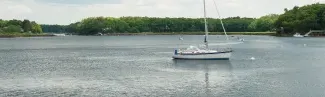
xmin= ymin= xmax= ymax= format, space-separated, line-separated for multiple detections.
xmin=22 ymin=19 xmax=32 ymax=32
xmin=275 ymin=3 xmax=325 ymax=35
xmin=223 ymin=17 xmax=254 ymax=32
xmin=77 ymin=17 xmax=111 ymax=35
xmin=41 ymin=24 xmax=67 ymax=33
xmin=0 ymin=19 xmax=6 ymax=32
xmin=3 ymin=25 xmax=22 ymax=32
xmin=0 ymin=19 xmax=6 ymax=28
xmin=77 ymin=17 xmax=131 ymax=35
xmin=6 ymin=19 xmax=22 ymax=27
xmin=67 ymin=16 xmax=256 ymax=35
xmin=249 ymin=14 xmax=279 ymax=32
xmin=0 ymin=19 xmax=43 ymax=34
xmin=66 ymin=22 xmax=80 ymax=34
xmin=31 ymin=22 xmax=43 ymax=33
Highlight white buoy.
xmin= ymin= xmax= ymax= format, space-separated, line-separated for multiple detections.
xmin=303 ymin=44 xmax=307 ymax=47
xmin=250 ymin=57 xmax=255 ymax=60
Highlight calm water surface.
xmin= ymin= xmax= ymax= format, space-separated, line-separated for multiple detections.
xmin=0 ymin=35 xmax=325 ymax=97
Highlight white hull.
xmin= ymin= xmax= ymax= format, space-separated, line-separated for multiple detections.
xmin=293 ymin=33 xmax=304 ymax=37
xmin=53 ymin=34 xmax=66 ymax=36
xmin=293 ymin=35 xmax=304 ymax=37
xmin=172 ymin=52 xmax=231 ymax=60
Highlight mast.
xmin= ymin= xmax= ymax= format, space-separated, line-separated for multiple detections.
xmin=203 ymin=0 xmax=209 ymax=49
xmin=212 ymin=0 xmax=229 ymax=41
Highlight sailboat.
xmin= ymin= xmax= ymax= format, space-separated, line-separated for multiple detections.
xmin=172 ymin=0 xmax=232 ymax=60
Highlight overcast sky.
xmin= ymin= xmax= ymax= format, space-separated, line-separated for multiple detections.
xmin=0 ymin=0 xmax=323 ymax=25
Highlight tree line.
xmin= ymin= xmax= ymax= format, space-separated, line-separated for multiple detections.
xmin=42 ymin=16 xmax=276 ymax=35
xmin=39 ymin=3 xmax=324 ymax=36
xmin=0 ymin=19 xmax=43 ymax=34
xmin=275 ymin=3 xmax=325 ymax=35
xmin=40 ymin=17 xmax=255 ymax=35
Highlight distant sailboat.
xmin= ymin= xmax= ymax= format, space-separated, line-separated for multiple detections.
xmin=172 ymin=0 xmax=232 ymax=60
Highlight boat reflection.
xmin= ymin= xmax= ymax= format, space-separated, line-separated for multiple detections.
xmin=172 ymin=59 xmax=232 ymax=71
xmin=172 ymin=60 xmax=233 ymax=96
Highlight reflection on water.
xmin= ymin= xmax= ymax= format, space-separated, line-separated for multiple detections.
xmin=172 ymin=60 xmax=232 ymax=71
xmin=172 ymin=60 xmax=233 ymax=96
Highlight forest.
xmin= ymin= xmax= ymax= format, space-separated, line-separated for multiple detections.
xmin=275 ymin=3 xmax=325 ymax=35
xmin=0 ymin=19 xmax=43 ymax=34
xmin=5 ymin=3 xmax=323 ymax=36
xmin=41 ymin=15 xmax=280 ymax=35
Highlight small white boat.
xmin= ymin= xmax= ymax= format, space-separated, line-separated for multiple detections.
xmin=53 ymin=34 xmax=66 ymax=36
xmin=96 ymin=33 xmax=103 ymax=36
xmin=293 ymin=33 xmax=304 ymax=37
xmin=172 ymin=0 xmax=232 ymax=60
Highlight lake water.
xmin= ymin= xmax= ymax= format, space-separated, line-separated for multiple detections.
xmin=0 ymin=35 xmax=325 ymax=97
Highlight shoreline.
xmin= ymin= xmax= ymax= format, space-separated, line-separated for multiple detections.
xmin=104 ymin=32 xmax=276 ymax=36
xmin=0 ymin=32 xmax=276 ymax=38
xmin=0 ymin=33 xmax=55 ymax=38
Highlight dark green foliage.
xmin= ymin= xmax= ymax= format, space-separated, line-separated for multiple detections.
xmin=128 ymin=27 xmax=140 ymax=33
xmin=76 ymin=17 xmax=127 ymax=35
xmin=3 ymin=25 xmax=22 ymax=32
xmin=223 ymin=17 xmax=254 ymax=32
xmin=66 ymin=22 xmax=80 ymax=34
xmin=0 ymin=19 xmax=6 ymax=28
xmin=249 ymin=14 xmax=279 ymax=32
xmin=0 ymin=19 xmax=42 ymax=33
xmin=31 ymin=22 xmax=43 ymax=33
xmin=2 ymin=4 xmax=321 ymax=36
xmin=66 ymin=4 xmax=325 ymax=35
xmin=7 ymin=19 xmax=22 ymax=27
xmin=275 ymin=3 xmax=325 ymax=35
xmin=68 ymin=16 xmax=256 ymax=35
xmin=41 ymin=24 xmax=66 ymax=33
xmin=37 ymin=16 xmax=284 ymax=35
xmin=22 ymin=19 xmax=32 ymax=32
xmin=1 ymin=19 xmax=23 ymax=33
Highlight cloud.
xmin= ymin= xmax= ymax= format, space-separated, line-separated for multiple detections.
xmin=34 ymin=0 xmax=121 ymax=5
xmin=7 ymin=5 xmax=32 ymax=14
xmin=0 ymin=0 xmax=320 ymax=25
xmin=0 ymin=0 xmax=33 ymax=19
